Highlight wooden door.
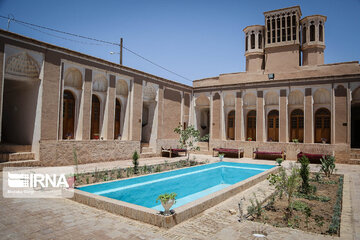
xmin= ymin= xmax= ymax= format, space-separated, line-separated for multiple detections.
xmin=267 ymin=110 xmax=279 ymax=142
xmin=91 ymin=95 xmax=100 ymax=139
xmin=290 ymin=109 xmax=304 ymax=142
xmin=315 ymin=108 xmax=331 ymax=143
xmin=114 ymin=99 xmax=121 ymax=139
xmin=227 ymin=111 xmax=235 ymax=140
xmin=63 ymin=91 xmax=75 ymax=139
xmin=247 ymin=110 xmax=256 ymax=140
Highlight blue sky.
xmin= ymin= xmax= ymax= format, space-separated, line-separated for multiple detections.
xmin=0 ymin=0 xmax=359 ymax=86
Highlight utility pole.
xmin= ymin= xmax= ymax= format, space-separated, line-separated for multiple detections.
xmin=120 ymin=38 xmax=123 ymax=65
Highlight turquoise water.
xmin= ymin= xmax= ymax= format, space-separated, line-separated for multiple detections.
xmin=79 ymin=162 xmax=275 ymax=210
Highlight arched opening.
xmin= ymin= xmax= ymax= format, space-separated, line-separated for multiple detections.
xmin=267 ymin=19 xmax=271 ymax=44
xmin=114 ymin=99 xmax=121 ymax=139
xmin=251 ymin=33 xmax=255 ymax=49
xmin=351 ymin=88 xmax=360 ymax=148
xmin=276 ymin=18 xmax=280 ymax=42
xmin=63 ymin=90 xmax=75 ymax=139
xmin=302 ymin=26 xmax=307 ymax=43
xmin=319 ymin=24 xmax=323 ymax=42
xmin=281 ymin=17 xmax=286 ymax=41
xmin=310 ymin=24 xmax=315 ymax=42
xmin=315 ymin=108 xmax=331 ymax=143
xmin=245 ymin=35 xmax=248 ymax=51
xmin=91 ymin=95 xmax=100 ymax=139
xmin=272 ymin=18 xmax=276 ymax=43
xmin=227 ymin=111 xmax=235 ymax=140
xmin=247 ymin=110 xmax=256 ymax=141
xmin=267 ymin=110 xmax=279 ymax=142
xmin=292 ymin=15 xmax=296 ymax=40
xmin=290 ymin=109 xmax=304 ymax=142
xmin=287 ymin=16 xmax=291 ymax=41
xmin=258 ymin=33 xmax=262 ymax=49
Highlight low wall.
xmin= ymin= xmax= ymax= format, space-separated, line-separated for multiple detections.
xmin=209 ymin=140 xmax=351 ymax=163
xmin=156 ymin=139 xmax=180 ymax=154
xmin=39 ymin=140 xmax=140 ymax=166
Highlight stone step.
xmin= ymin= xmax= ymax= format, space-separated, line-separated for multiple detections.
xmin=347 ymin=159 xmax=360 ymax=165
xmin=0 ymin=152 xmax=35 ymax=163
xmin=141 ymin=143 xmax=150 ymax=148
xmin=0 ymin=160 xmax=41 ymax=171
xmin=196 ymin=142 xmax=209 ymax=151
xmin=0 ymin=144 xmax=32 ymax=153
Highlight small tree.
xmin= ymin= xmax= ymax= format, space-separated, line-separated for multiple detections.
xmin=298 ymin=156 xmax=310 ymax=194
xmin=132 ymin=151 xmax=139 ymax=174
xmin=174 ymin=124 xmax=209 ymax=161
xmin=320 ymin=155 xmax=336 ymax=177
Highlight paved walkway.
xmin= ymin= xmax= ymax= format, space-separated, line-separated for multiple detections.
xmin=0 ymin=156 xmax=359 ymax=239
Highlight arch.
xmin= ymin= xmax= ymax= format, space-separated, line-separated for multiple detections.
xmin=276 ymin=18 xmax=280 ymax=42
xmin=281 ymin=16 xmax=286 ymax=41
xmin=310 ymin=24 xmax=315 ymax=41
xmin=272 ymin=18 xmax=276 ymax=43
xmin=314 ymin=88 xmax=331 ymax=104
xmin=267 ymin=110 xmax=279 ymax=142
xmin=63 ymin=90 xmax=75 ymax=139
xmin=250 ymin=33 xmax=255 ymax=49
xmin=224 ymin=93 xmax=235 ymax=106
xmin=227 ymin=110 xmax=235 ymax=140
xmin=247 ymin=110 xmax=256 ymax=140
xmin=265 ymin=91 xmax=279 ymax=105
xmin=258 ymin=33 xmax=262 ymax=49
xmin=143 ymin=82 xmax=157 ymax=101
xmin=287 ymin=16 xmax=291 ymax=41
xmin=288 ymin=90 xmax=304 ymax=105
xmin=302 ymin=26 xmax=307 ymax=44
xmin=243 ymin=93 xmax=256 ymax=107
xmin=92 ymin=74 xmax=108 ymax=92
xmin=91 ymin=95 xmax=101 ymax=139
xmin=290 ymin=109 xmax=304 ymax=142
xmin=114 ymin=99 xmax=121 ymax=139
xmin=64 ymin=68 xmax=82 ymax=89
xmin=195 ymin=95 xmax=210 ymax=106
xmin=315 ymin=108 xmax=331 ymax=143
xmin=5 ymin=52 xmax=40 ymax=79
xmin=352 ymin=87 xmax=360 ymax=103
xmin=116 ymin=79 xmax=128 ymax=96
xmin=245 ymin=35 xmax=248 ymax=51
xmin=292 ymin=15 xmax=296 ymax=40
xmin=267 ymin=19 xmax=271 ymax=44
xmin=319 ymin=24 xmax=323 ymax=42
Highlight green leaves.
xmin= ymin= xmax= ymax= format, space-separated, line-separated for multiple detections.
xmin=320 ymin=155 xmax=336 ymax=177
xmin=156 ymin=192 xmax=177 ymax=203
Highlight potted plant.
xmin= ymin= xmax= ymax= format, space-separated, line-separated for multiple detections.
xmin=276 ymin=158 xmax=283 ymax=166
xmin=218 ymin=153 xmax=225 ymax=162
xmin=156 ymin=192 xmax=177 ymax=215
xmin=93 ymin=133 xmax=99 ymax=140
xmin=321 ymin=138 xmax=327 ymax=144
xmin=292 ymin=139 xmax=299 ymax=143
xmin=247 ymin=137 xmax=252 ymax=141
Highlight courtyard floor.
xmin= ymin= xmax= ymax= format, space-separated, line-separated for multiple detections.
xmin=0 ymin=155 xmax=359 ymax=240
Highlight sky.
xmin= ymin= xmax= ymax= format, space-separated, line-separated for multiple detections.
xmin=0 ymin=0 xmax=359 ymax=86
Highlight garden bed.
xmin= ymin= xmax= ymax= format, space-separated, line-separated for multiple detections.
xmin=248 ymin=173 xmax=344 ymax=236
xmin=74 ymin=159 xmax=208 ymax=186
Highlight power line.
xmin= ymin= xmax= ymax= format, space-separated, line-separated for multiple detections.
xmin=0 ymin=14 xmax=193 ymax=83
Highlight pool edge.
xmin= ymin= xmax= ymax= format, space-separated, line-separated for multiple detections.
xmin=69 ymin=165 xmax=280 ymax=228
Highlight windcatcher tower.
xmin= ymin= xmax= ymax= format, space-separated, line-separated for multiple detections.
xmin=300 ymin=15 xmax=326 ymax=66
xmin=243 ymin=25 xmax=265 ymax=72
xmin=263 ymin=6 xmax=302 ymax=72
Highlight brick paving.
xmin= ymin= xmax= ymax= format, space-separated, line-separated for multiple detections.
xmin=0 ymin=155 xmax=359 ymax=239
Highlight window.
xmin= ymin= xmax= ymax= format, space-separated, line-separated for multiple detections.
xmin=114 ymin=99 xmax=121 ymax=139
xmin=227 ymin=111 xmax=235 ymax=140
xmin=258 ymin=33 xmax=262 ymax=49
xmin=245 ymin=35 xmax=248 ymax=51
xmin=267 ymin=110 xmax=279 ymax=142
xmin=315 ymin=108 xmax=331 ymax=143
xmin=63 ymin=90 xmax=75 ymax=139
xmin=290 ymin=109 xmax=304 ymax=142
xmin=272 ymin=19 xmax=276 ymax=43
xmin=287 ymin=16 xmax=291 ymax=41
xmin=91 ymin=95 xmax=100 ymax=139
xmin=277 ymin=18 xmax=280 ymax=42
xmin=310 ymin=24 xmax=315 ymax=41
xmin=247 ymin=110 xmax=256 ymax=140
xmin=267 ymin=19 xmax=271 ymax=44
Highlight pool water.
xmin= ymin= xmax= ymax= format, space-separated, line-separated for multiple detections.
xmin=79 ymin=162 xmax=275 ymax=211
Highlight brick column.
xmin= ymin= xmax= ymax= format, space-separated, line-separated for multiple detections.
xmin=211 ymin=92 xmax=221 ymax=140
xmin=304 ymin=88 xmax=313 ymax=143
xmin=279 ymin=89 xmax=287 ymax=142
xmin=235 ymin=92 xmax=242 ymax=140
xmin=256 ymin=91 xmax=264 ymax=142
xmin=81 ymin=68 xmax=92 ymax=140
xmin=129 ymin=77 xmax=142 ymax=141
xmin=334 ymin=85 xmax=347 ymax=143
xmin=41 ymin=50 xmax=61 ymax=140
xmin=105 ymin=75 xmax=116 ymax=140
xmin=157 ymin=85 xmax=164 ymax=139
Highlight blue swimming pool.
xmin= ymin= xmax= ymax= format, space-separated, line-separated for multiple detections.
xmin=79 ymin=162 xmax=275 ymax=211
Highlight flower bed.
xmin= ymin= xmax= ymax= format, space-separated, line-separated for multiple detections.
xmin=74 ymin=159 xmax=208 ymax=186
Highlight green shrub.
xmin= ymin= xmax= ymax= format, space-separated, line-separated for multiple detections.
xmin=295 ymin=192 xmax=330 ymax=202
xmin=320 ymin=155 xmax=336 ymax=177
xmin=298 ymin=156 xmax=311 ymax=194
xmin=328 ymin=176 xmax=344 ymax=235
xmin=292 ymin=200 xmax=308 ymax=212
xmin=132 ymin=151 xmax=139 ymax=174
xmin=247 ymin=193 xmax=263 ymax=219
xmin=156 ymin=193 xmax=177 ymax=203
xmin=276 ymin=158 xmax=283 ymax=166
